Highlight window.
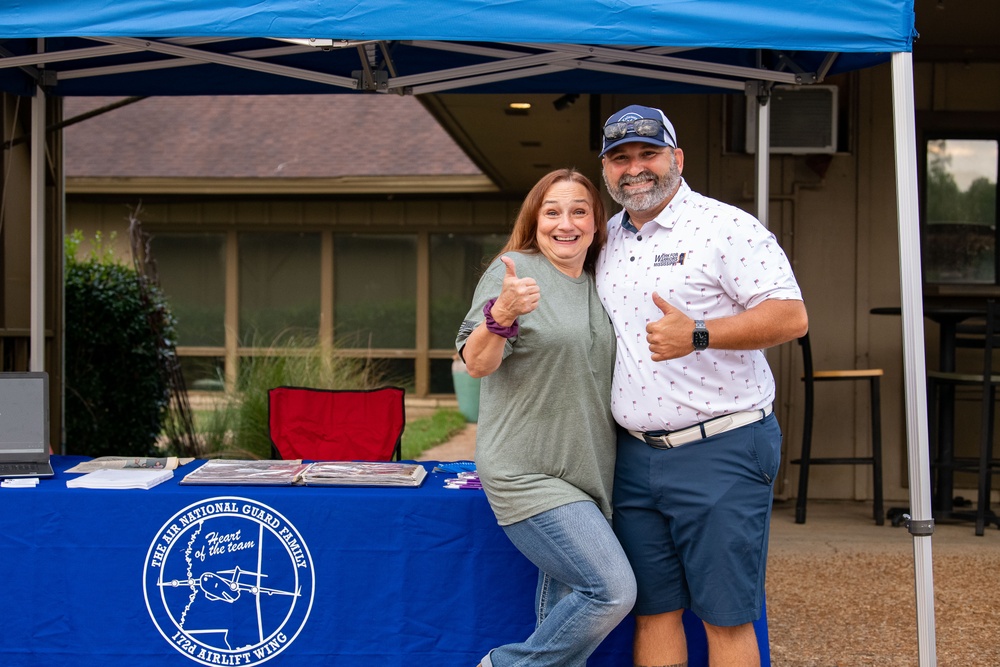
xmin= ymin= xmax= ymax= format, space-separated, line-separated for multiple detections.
xmin=149 ymin=228 xmax=508 ymax=396
xmin=151 ymin=233 xmax=226 ymax=346
xmin=178 ymin=356 xmax=225 ymax=392
xmin=334 ymin=234 xmax=417 ymax=348
xmin=923 ymin=137 xmax=999 ymax=284
xmin=428 ymin=233 xmax=505 ymax=395
xmin=239 ymin=233 xmax=321 ymax=344
xmin=429 ymin=233 xmax=506 ymax=349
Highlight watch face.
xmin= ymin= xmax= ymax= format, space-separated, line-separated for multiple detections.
xmin=693 ymin=321 xmax=709 ymax=350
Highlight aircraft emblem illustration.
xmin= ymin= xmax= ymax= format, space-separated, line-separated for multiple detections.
xmin=160 ymin=566 xmax=302 ymax=604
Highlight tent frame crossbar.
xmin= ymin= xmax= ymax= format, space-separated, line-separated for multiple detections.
xmin=2 ymin=37 xmax=822 ymax=95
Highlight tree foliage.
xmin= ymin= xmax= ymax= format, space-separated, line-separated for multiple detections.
xmin=64 ymin=231 xmax=177 ymax=458
xmin=925 ymin=140 xmax=997 ymax=282
xmin=926 ymin=140 xmax=996 ymax=225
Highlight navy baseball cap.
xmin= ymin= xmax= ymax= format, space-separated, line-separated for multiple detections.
xmin=599 ymin=105 xmax=677 ymax=157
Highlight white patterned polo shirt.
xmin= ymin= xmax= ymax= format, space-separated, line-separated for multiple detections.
xmin=596 ymin=179 xmax=802 ymax=433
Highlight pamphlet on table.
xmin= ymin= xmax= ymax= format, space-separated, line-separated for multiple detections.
xmin=64 ymin=456 xmax=194 ymax=474
xmin=66 ymin=468 xmax=174 ymax=490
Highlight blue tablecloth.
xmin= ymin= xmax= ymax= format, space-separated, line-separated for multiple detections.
xmin=0 ymin=456 xmax=769 ymax=666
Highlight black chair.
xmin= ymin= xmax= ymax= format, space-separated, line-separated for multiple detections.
xmin=927 ymin=300 xmax=1000 ymax=536
xmin=791 ymin=332 xmax=884 ymax=525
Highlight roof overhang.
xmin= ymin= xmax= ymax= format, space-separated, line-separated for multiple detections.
xmin=65 ymin=174 xmax=498 ymax=196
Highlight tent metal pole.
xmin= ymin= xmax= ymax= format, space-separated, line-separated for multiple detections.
xmin=577 ymin=61 xmax=746 ymax=91
xmin=751 ymin=82 xmax=770 ymax=228
xmin=890 ymin=50 xmax=937 ymax=667
xmin=30 ymin=78 xmax=45 ymax=372
xmin=513 ymin=42 xmax=810 ymax=85
xmin=93 ymin=37 xmax=358 ymax=90
xmin=58 ymin=43 xmax=312 ymax=83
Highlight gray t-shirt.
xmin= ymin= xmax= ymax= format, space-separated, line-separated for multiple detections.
xmin=456 ymin=251 xmax=617 ymax=526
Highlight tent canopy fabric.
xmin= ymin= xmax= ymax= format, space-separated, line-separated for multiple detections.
xmin=0 ymin=0 xmax=915 ymax=97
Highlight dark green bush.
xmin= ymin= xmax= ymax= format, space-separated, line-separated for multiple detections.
xmin=64 ymin=232 xmax=177 ymax=458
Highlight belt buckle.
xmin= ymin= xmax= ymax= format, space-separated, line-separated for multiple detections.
xmin=702 ymin=415 xmax=735 ymax=438
xmin=642 ymin=433 xmax=674 ymax=450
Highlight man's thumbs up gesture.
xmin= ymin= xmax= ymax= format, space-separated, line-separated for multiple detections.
xmin=491 ymin=256 xmax=540 ymax=326
xmin=646 ymin=292 xmax=697 ymax=361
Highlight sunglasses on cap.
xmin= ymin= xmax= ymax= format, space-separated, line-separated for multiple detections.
xmin=602 ymin=118 xmax=676 ymax=146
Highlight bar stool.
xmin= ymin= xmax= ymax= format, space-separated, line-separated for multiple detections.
xmin=791 ymin=333 xmax=884 ymax=525
xmin=927 ymin=300 xmax=1000 ymax=535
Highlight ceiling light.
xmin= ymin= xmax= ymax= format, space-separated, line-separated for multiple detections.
xmin=508 ymin=102 xmax=531 ymax=110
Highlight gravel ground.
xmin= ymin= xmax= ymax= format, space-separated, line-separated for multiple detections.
xmin=767 ymin=501 xmax=1000 ymax=667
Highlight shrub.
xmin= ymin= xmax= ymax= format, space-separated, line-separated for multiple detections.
xmin=64 ymin=231 xmax=177 ymax=458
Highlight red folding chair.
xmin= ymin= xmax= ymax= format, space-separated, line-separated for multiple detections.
xmin=268 ymin=386 xmax=405 ymax=461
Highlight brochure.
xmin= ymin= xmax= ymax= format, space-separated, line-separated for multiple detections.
xmin=65 ymin=456 xmax=194 ymax=474
xmin=66 ymin=468 xmax=174 ymax=490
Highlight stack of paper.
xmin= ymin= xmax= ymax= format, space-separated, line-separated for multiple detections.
xmin=67 ymin=468 xmax=174 ymax=490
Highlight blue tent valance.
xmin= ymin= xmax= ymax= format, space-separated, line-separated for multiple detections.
xmin=0 ymin=0 xmax=915 ymax=97
xmin=0 ymin=0 xmax=915 ymax=50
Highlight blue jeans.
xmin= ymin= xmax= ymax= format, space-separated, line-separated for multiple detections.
xmin=481 ymin=501 xmax=636 ymax=667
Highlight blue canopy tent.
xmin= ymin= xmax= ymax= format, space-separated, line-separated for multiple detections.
xmin=0 ymin=1 xmax=908 ymax=97
xmin=1 ymin=1 xmax=935 ymax=664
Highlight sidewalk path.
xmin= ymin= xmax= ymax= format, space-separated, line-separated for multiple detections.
xmin=416 ymin=423 xmax=476 ymax=461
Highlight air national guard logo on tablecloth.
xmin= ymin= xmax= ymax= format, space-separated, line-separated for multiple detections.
xmin=143 ymin=497 xmax=315 ymax=666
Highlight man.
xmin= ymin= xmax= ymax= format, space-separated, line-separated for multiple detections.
xmin=595 ymin=104 xmax=808 ymax=666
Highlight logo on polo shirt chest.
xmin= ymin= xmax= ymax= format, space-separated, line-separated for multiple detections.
xmin=654 ymin=252 xmax=685 ymax=267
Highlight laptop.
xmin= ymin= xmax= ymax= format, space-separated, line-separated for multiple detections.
xmin=0 ymin=372 xmax=54 ymax=478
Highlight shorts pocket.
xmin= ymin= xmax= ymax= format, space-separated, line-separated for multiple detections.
xmin=747 ymin=416 xmax=782 ymax=484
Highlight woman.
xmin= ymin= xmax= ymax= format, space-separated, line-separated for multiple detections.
xmin=456 ymin=169 xmax=635 ymax=667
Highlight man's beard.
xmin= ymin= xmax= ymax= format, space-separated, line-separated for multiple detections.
xmin=604 ymin=155 xmax=681 ymax=213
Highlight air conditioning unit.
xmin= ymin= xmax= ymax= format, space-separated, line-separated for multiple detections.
xmin=746 ymin=85 xmax=838 ymax=154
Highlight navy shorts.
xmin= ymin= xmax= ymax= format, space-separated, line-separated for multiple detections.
xmin=612 ymin=413 xmax=781 ymax=626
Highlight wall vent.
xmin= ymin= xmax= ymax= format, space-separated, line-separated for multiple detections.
xmin=747 ymin=85 xmax=838 ymax=154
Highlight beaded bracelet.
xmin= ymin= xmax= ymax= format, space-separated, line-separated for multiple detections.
xmin=483 ymin=297 xmax=519 ymax=338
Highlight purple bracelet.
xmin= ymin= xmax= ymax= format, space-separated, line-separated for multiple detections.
xmin=483 ymin=297 xmax=519 ymax=338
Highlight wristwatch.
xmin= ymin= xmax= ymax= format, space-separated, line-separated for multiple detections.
xmin=693 ymin=320 xmax=709 ymax=351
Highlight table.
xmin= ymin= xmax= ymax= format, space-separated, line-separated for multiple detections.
xmin=0 ymin=456 xmax=770 ymax=667
xmin=871 ymin=305 xmax=985 ymax=514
